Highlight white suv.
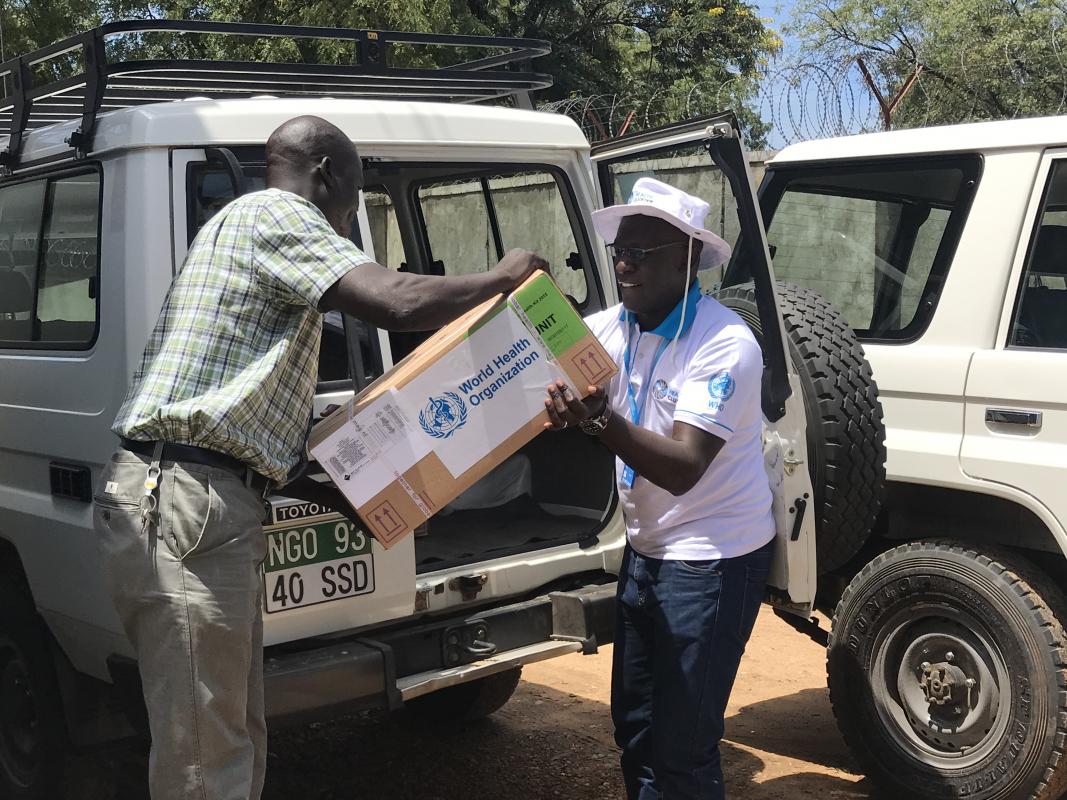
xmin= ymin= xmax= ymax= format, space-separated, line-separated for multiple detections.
xmin=0 ymin=21 xmax=830 ymax=798
xmin=757 ymin=119 xmax=1067 ymax=800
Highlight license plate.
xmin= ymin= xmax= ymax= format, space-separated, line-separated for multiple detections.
xmin=263 ymin=517 xmax=375 ymax=613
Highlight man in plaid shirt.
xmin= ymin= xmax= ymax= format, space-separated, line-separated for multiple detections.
xmin=94 ymin=115 xmax=544 ymax=800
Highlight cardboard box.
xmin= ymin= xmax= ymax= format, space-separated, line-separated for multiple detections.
xmin=308 ymin=271 xmax=618 ymax=548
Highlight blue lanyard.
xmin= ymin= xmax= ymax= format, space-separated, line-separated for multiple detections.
xmin=622 ymin=323 xmax=670 ymax=426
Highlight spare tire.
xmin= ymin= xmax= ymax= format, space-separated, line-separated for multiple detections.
xmin=713 ymin=282 xmax=886 ymax=573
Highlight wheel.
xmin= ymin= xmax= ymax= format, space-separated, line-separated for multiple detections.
xmin=406 ymin=667 xmax=522 ymax=723
xmin=714 ymin=282 xmax=886 ymax=573
xmin=827 ymin=541 xmax=1067 ymax=800
xmin=0 ymin=582 xmax=68 ymax=799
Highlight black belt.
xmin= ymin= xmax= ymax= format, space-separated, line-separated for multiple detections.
xmin=120 ymin=438 xmax=273 ymax=497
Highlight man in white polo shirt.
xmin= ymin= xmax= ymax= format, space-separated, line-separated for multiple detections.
xmin=544 ymin=177 xmax=775 ymax=799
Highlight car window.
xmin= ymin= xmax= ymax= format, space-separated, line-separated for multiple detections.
xmin=418 ymin=177 xmax=494 ymax=273
xmin=762 ymin=157 xmax=980 ymax=341
xmin=0 ymin=172 xmax=100 ymax=348
xmin=363 ymin=187 xmax=405 ymax=271
xmin=1011 ymin=160 xmax=1067 ymax=349
xmin=190 ymin=168 xmax=266 ymax=234
xmin=416 ymin=169 xmax=588 ymax=304
xmin=186 ymin=161 xmax=382 ymax=389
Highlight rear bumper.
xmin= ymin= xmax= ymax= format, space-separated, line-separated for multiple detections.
xmin=263 ymin=581 xmax=616 ymax=725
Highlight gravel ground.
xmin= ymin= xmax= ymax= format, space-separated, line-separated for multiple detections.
xmin=67 ymin=607 xmax=875 ymax=799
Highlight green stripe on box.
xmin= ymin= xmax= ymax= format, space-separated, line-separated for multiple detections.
xmin=511 ymin=273 xmax=586 ymax=357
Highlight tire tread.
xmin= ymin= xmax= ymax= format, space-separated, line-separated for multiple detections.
xmin=827 ymin=540 xmax=1067 ymax=800
xmin=714 ymin=283 xmax=886 ymax=572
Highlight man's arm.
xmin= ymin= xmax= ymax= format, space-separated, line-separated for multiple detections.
xmin=545 ymin=383 xmax=724 ymax=496
xmin=321 ymin=249 xmax=546 ymax=332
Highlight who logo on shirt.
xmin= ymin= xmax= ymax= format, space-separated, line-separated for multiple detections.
xmin=707 ymin=370 xmax=735 ymax=412
xmin=652 ymin=379 xmax=679 ymax=404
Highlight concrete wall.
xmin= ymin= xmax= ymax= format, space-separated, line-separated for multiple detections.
xmin=362 ymin=151 xmax=775 ymax=304
xmin=361 ymin=150 xmax=948 ymax=332
xmin=364 ymin=174 xmax=589 ymax=302
xmin=766 ymin=187 xmax=949 ymax=330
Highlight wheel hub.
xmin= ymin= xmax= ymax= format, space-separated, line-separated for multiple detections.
xmin=896 ymin=630 xmax=1002 ymax=756
xmin=870 ymin=608 xmax=1010 ymax=770
xmin=918 ymin=658 xmax=971 ymax=707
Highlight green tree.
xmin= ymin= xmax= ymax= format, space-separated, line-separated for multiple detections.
xmin=792 ymin=0 xmax=1067 ymax=128
xmin=191 ymin=0 xmax=781 ymax=108
xmin=2 ymin=0 xmax=780 ymax=142
xmin=1 ymin=0 xmax=99 ymax=62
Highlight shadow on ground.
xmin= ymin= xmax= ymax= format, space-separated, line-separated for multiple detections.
xmin=727 ymin=686 xmax=857 ymax=771
xmin=66 ymin=681 xmax=870 ymax=800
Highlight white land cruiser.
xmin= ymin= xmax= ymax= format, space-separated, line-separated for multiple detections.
xmin=0 ymin=21 xmax=836 ymax=798
xmin=755 ymin=119 xmax=1067 ymax=800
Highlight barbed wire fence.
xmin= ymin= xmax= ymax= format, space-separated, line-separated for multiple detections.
xmin=539 ymin=58 xmax=895 ymax=148
xmin=540 ymin=46 xmax=1067 ymax=148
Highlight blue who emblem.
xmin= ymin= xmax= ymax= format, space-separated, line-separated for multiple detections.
xmin=651 ymin=379 xmax=678 ymax=404
xmin=419 ymin=392 xmax=468 ymax=439
xmin=707 ymin=370 xmax=736 ymax=404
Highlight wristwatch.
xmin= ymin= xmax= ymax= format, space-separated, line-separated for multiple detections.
xmin=579 ymin=397 xmax=613 ymax=436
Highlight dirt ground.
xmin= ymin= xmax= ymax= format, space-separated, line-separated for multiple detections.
xmin=69 ymin=607 xmax=874 ymax=799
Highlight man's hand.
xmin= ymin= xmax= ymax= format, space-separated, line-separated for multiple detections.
xmin=491 ymin=249 xmax=549 ymax=290
xmin=543 ymin=380 xmax=607 ymax=431
xmin=324 ymin=249 xmax=549 ymax=333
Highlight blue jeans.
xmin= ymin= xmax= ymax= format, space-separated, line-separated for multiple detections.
xmin=611 ymin=539 xmax=774 ymax=800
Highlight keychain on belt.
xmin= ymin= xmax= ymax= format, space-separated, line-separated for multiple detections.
xmin=139 ymin=441 xmax=164 ymax=533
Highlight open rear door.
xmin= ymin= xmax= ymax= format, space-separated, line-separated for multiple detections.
xmin=590 ymin=114 xmax=817 ymax=614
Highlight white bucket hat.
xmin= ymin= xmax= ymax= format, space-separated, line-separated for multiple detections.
xmin=591 ymin=177 xmax=732 ymax=270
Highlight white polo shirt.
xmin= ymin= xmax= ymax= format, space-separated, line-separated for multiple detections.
xmin=585 ymin=284 xmax=774 ymax=561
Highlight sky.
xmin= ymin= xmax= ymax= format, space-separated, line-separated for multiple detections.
xmin=755 ymin=0 xmax=804 ymax=148
xmin=757 ymin=0 xmax=801 ymax=56
xmin=751 ymin=0 xmax=875 ymax=149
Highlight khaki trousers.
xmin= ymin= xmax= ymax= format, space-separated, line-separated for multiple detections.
xmin=94 ymin=448 xmax=268 ymax=800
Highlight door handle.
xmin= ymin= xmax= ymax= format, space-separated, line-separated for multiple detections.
xmin=985 ymin=408 xmax=1042 ymax=428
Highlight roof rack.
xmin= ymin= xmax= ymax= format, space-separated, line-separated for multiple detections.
xmin=0 ymin=20 xmax=553 ymax=172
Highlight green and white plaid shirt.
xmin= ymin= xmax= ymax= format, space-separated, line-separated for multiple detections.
xmin=114 ymin=188 xmax=372 ymax=483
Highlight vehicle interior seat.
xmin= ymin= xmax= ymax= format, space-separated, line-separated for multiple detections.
xmin=1017 ymin=224 xmax=1067 ymax=349
xmin=0 ymin=269 xmax=32 ymax=341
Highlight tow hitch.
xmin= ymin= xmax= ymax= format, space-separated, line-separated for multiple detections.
xmin=442 ymin=621 xmax=496 ymax=666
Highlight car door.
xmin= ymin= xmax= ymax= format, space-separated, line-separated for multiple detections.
xmin=961 ymin=149 xmax=1067 ymax=546
xmin=589 ymin=114 xmax=817 ymax=612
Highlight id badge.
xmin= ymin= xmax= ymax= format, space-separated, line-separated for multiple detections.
xmin=620 ymin=464 xmax=636 ymax=490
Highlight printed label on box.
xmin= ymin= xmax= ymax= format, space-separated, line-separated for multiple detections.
xmin=573 ymin=345 xmax=613 ymax=384
xmin=366 ymin=499 xmax=406 ymax=540
xmin=311 ymin=390 xmax=431 ymax=507
xmin=395 ymin=308 xmax=563 ymax=479
xmin=509 ymin=273 xmax=587 ymax=357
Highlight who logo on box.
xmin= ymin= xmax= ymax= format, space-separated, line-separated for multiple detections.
xmin=419 ymin=392 xmax=469 ymax=439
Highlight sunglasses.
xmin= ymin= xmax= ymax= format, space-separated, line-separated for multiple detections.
xmin=608 ymin=241 xmax=687 ymax=264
